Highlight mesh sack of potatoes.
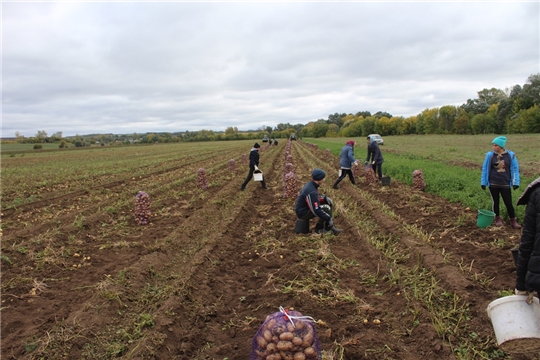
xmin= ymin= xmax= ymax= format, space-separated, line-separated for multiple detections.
xmin=364 ymin=164 xmax=377 ymax=184
xmin=134 ymin=191 xmax=151 ymax=225
xmin=283 ymin=172 xmax=298 ymax=199
xmin=250 ymin=307 xmax=322 ymax=360
xmin=412 ymin=169 xmax=426 ymax=191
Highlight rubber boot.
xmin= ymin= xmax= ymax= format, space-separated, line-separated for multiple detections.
xmin=330 ymin=227 xmax=343 ymax=235
xmin=510 ymin=218 xmax=521 ymax=229
xmin=332 ymin=179 xmax=341 ymax=189
xmin=494 ymin=216 xmax=503 ymax=227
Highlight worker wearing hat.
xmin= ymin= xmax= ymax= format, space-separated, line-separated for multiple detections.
xmin=241 ymin=143 xmax=268 ymax=191
xmin=481 ymin=136 xmax=521 ymax=229
xmin=295 ymin=169 xmax=342 ymax=235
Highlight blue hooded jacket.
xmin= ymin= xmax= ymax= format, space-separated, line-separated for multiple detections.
xmin=481 ymin=149 xmax=520 ymax=187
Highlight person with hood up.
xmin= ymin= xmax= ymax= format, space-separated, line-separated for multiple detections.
xmin=333 ymin=140 xmax=358 ymax=189
xmin=481 ymin=136 xmax=521 ymax=229
xmin=514 ymin=176 xmax=540 ymax=302
xmin=365 ymin=135 xmax=384 ymax=181
xmin=241 ymin=143 xmax=268 ymax=191
xmin=295 ymin=169 xmax=342 ymax=235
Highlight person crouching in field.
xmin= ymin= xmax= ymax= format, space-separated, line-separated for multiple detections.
xmin=365 ymin=136 xmax=384 ymax=181
xmin=241 ymin=143 xmax=268 ymax=191
xmin=481 ymin=136 xmax=521 ymax=229
xmin=514 ymin=176 xmax=540 ymax=301
xmin=295 ymin=169 xmax=342 ymax=235
xmin=333 ymin=140 xmax=358 ymax=189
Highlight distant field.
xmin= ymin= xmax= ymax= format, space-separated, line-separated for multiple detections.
xmin=1 ymin=143 xmax=63 ymax=151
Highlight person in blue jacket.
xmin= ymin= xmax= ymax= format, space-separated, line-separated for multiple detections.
xmin=295 ymin=169 xmax=342 ymax=235
xmin=241 ymin=143 xmax=268 ymax=190
xmin=365 ymin=135 xmax=384 ymax=181
xmin=515 ymin=176 xmax=540 ymax=300
xmin=481 ymin=136 xmax=521 ymax=229
xmin=333 ymin=140 xmax=358 ymax=189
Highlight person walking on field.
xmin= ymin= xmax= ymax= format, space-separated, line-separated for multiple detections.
xmin=295 ymin=169 xmax=342 ymax=235
xmin=365 ymin=135 xmax=384 ymax=181
xmin=241 ymin=143 xmax=268 ymax=191
xmin=333 ymin=140 xmax=359 ymax=189
xmin=481 ymin=136 xmax=521 ymax=229
xmin=514 ymin=176 xmax=540 ymax=300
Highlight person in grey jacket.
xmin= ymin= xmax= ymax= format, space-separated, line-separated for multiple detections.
xmin=333 ymin=140 xmax=358 ymax=189
xmin=365 ymin=136 xmax=384 ymax=181
xmin=515 ymin=176 xmax=540 ymax=301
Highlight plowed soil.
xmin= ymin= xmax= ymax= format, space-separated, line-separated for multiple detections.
xmin=1 ymin=140 xmax=536 ymax=360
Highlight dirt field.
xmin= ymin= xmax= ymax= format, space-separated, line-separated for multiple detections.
xmin=1 ymin=140 xmax=537 ymax=359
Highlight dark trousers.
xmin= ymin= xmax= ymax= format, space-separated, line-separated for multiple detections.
xmin=373 ymin=163 xmax=383 ymax=181
xmin=241 ymin=165 xmax=267 ymax=189
xmin=333 ymin=169 xmax=356 ymax=187
xmin=297 ymin=211 xmax=330 ymax=230
xmin=489 ymin=187 xmax=515 ymax=218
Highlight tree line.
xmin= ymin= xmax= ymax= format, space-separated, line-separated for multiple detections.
xmin=299 ymin=74 xmax=540 ymax=138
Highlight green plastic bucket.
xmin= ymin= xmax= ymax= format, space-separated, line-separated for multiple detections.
xmin=477 ymin=209 xmax=495 ymax=228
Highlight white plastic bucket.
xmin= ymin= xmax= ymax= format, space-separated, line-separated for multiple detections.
xmin=253 ymin=170 xmax=263 ymax=182
xmin=486 ymin=295 xmax=540 ymax=353
xmin=338 ymin=169 xmax=342 ymax=177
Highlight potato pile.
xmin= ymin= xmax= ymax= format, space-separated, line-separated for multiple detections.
xmin=283 ymin=172 xmax=298 ymax=199
xmin=251 ymin=309 xmax=321 ymax=360
xmin=364 ymin=164 xmax=377 ymax=184
xmin=134 ymin=191 xmax=151 ymax=225
xmin=413 ymin=169 xmax=426 ymax=191
xmin=352 ymin=162 xmax=361 ymax=180
xmin=286 ymin=154 xmax=293 ymax=164
xmin=229 ymin=159 xmax=236 ymax=172
xmin=197 ymin=168 xmax=208 ymax=189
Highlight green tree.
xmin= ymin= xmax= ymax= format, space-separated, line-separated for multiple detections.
xmin=438 ymin=105 xmax=456 ymax=133
xmin=312 ymin=121 xmax=329 ymax=138
xmin=454 ymin=108 xmax=470 ymax=134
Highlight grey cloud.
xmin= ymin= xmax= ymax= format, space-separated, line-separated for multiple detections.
xmin=2 ymin=2 xmax=538 ymax=137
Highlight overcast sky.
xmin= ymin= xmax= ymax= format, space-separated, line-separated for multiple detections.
xmin=2 ymin=2 xmax=539 ymax=137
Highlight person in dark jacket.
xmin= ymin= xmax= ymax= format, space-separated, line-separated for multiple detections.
xmin=241 ymin=143 xmax=267 ymax=190
xmin=333 ymin=140 xmax=358 ymax=189
xmin=515 ymin=176 xmax=540 ymax=301
xmin=480 ymin=136 xmax=521 ymax=229
xmin=365 ymin=136 xmax=384 ymax=181
xmin=295 ymin=169 xmax=342 ymax=235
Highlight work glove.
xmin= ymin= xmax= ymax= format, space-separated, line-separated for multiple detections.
xmin=325 ymin=196 xmax=334 ymax=208
xmin=364 ymin=161 xmax=368 ymax=165
xmin=372 ymin=161 xmax=375 ymax=165
xmin=254 ymin=165 xmax=259 ymax=171
xmin=354 ymin=160 xmax=359 ymax=166
xmin=513 ymin=185 xmax=519 ymax=190
xmin=481 ymin=185 xmax=486 ymax=190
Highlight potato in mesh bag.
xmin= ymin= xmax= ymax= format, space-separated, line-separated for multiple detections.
xmin=250 ymin=307 xmax=322 ymax=360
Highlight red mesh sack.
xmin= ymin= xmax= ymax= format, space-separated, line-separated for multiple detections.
xmin=250 ymin=307 xmax=322 ymax=360
xmin=364 ymin=164 xmax=377 ymax=184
